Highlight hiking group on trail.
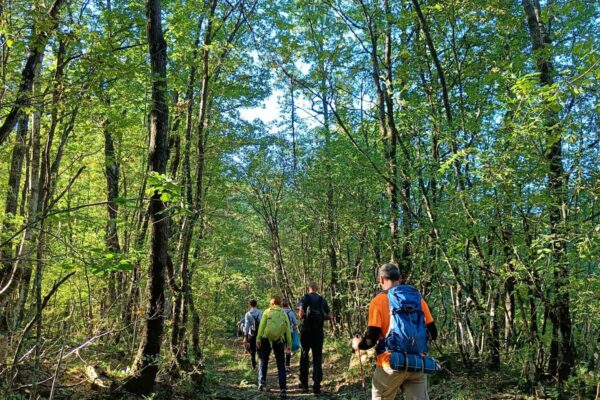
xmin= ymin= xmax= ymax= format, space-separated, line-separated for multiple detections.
xmin=238 ymin=264 xmax=439 ymax=400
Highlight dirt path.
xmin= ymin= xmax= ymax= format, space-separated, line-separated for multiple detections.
xmin=204 ymin=337 xmax=368 ymax=399
xmin=201 ymin=337 xmax=531 ymax=400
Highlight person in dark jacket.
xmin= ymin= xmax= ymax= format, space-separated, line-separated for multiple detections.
xmin=298 ymin=282 xmax=331 ymax=395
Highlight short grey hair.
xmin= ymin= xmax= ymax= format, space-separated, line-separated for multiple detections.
xmin=378 ymin=263 xmax=401 ymax=281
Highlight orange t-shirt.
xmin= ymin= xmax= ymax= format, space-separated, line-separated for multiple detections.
xmin=368 ymin=291 xmax=434 ymax=368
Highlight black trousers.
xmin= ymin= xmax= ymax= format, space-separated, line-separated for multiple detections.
xmin=299 ymin=329 xmax=324 ymax=390
xmin=258 ymin=338 xmax=287 ymax=391
xmin=245 ymin=335 xmax=257 ymax=369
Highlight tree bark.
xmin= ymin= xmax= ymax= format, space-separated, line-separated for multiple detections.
xmin=488 ymin=288 xmax=501 ymax=369
xmin=123 ymin=0 xmax=169 ymax=394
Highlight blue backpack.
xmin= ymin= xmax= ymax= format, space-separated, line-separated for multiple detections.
xmin=384 ymin=285 xmax=428 ymax=355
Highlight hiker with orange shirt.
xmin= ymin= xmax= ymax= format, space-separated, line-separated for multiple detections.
xmin=352 ymin=263 xmax=438 ymax=400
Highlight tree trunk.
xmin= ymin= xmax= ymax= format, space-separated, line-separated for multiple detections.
xmin=522 ymin=0 xmax=574 ymax=381
xmin=0 ymin=0 xmax=68 ymax=146
xmin=10 ymin=58 xmax=44 ymax=328
xmin=30 ymin=38 xmax=68 ymax=396
xmin=381 ymin=0 xmax=401 ymax=267
xmin=123 ymin=0 xmax=169 ymax=394
xmin=270 ymin=217 xmax=294 ymax=303
xmin=290 ymin=78 xmax=297 ymax=176
xmin=318 ymin=50 xmax=339 ymax=331
xmin=488 ymin=287 xmax=500 ymax=370
xmin=103 ymin=99 xmax=121 ymax=307
xmin=361 ymin=1 xmax=400 ymax=265
xmin=170 ymin=1 xmax=215 ymax=367
xmin=0 ymin=116 xmax=28 ymax=278
xmin=170 ymin=20 xmax=201 ymax=368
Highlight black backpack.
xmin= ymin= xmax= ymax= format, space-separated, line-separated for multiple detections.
xmin=303 ymin=295 xmax=325 ymax=331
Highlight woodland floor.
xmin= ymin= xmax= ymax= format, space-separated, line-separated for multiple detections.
xmin=3 ymin=335 xmax=589 ymax=399
xmin=199 ymin=337 xmax=534 ymax=400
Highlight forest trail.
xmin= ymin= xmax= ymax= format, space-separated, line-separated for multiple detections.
xmin=1 ymin=0 xmax=596 ymax=398
xmin=204 ymin=337 xmax=367 ymax=399
xmin=201 ymin=336 xmax=541 ymax=400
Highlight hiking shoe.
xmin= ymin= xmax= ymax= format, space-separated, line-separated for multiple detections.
xmin=298 ymin=383 xmax=309 ymax=392
xmin=313 ymin=387 xmax=323 ymax=396
xmin=279 ymin=389 xmax=287 ymax=398
xmin=258 ymin=383 xmax=265 ymax=391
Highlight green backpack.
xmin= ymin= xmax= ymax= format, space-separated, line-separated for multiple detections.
xmin=263 ymin=308 xmax=288 ymax=342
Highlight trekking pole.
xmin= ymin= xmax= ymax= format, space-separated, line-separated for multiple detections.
xmin=355 ymin=347 xmax=368 ymax=400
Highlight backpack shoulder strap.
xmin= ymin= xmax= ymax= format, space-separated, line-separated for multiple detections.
xmin=301 ymin=294 xmax=309 ymax=312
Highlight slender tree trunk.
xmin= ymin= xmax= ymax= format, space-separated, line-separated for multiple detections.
xmin=522 ymin=0 xmax=574 ymax=381
xmin=360 ymin=0 xmax=400 ymax=265
xmin=0 ymin=117 xmax=26 ymax=332
xmin=502 ymin=231 xmax=516 ymax=350
xmin=103 ymin=98 xmax=122 ymax=307
xmin=0 ymin=116 xmax=28 ymax=279
xmin=171 ymin=21 xmax=200 ymax=367
xmin=176 ymin=0 xmax=217 ymax=365
xmin=488 ymin=287 xmax=501 ymax=370
xmin=170 ymin=2 xmax=215 ymax=367
xmin=168 ymin=92 xmax=182 ymax=179
xmin=123 ymin=0 xmax=169 ymax=393
xmin=0 ymin=0 xmax=68 ymax=146
xmin=30 ymin=39 xmax=67 ymax=397
xmin=381 ymin=0 xmax=401 ymax=267
xmin=10 ymin=58 xmax=44 ymax=329
xmin=318 ymin=51 xmax=339 ymax=331
xmin=270 ymin=218 xmax=294 ymax=303
xmin=290 ymin=78 xmax=297 ymax=176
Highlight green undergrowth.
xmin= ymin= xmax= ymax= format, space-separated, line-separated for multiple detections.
xmin=2 ymin=331 xmax=595 ymax=399
xmin=198 ymin=333 xmax=597 ymax=400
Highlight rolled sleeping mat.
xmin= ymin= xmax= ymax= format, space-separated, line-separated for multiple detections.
xmin=389 ymin=352 xmax=441 ymax=374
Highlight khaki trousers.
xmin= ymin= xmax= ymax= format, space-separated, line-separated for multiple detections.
xmin=371 ymin=365 xmax=429 ymax=400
